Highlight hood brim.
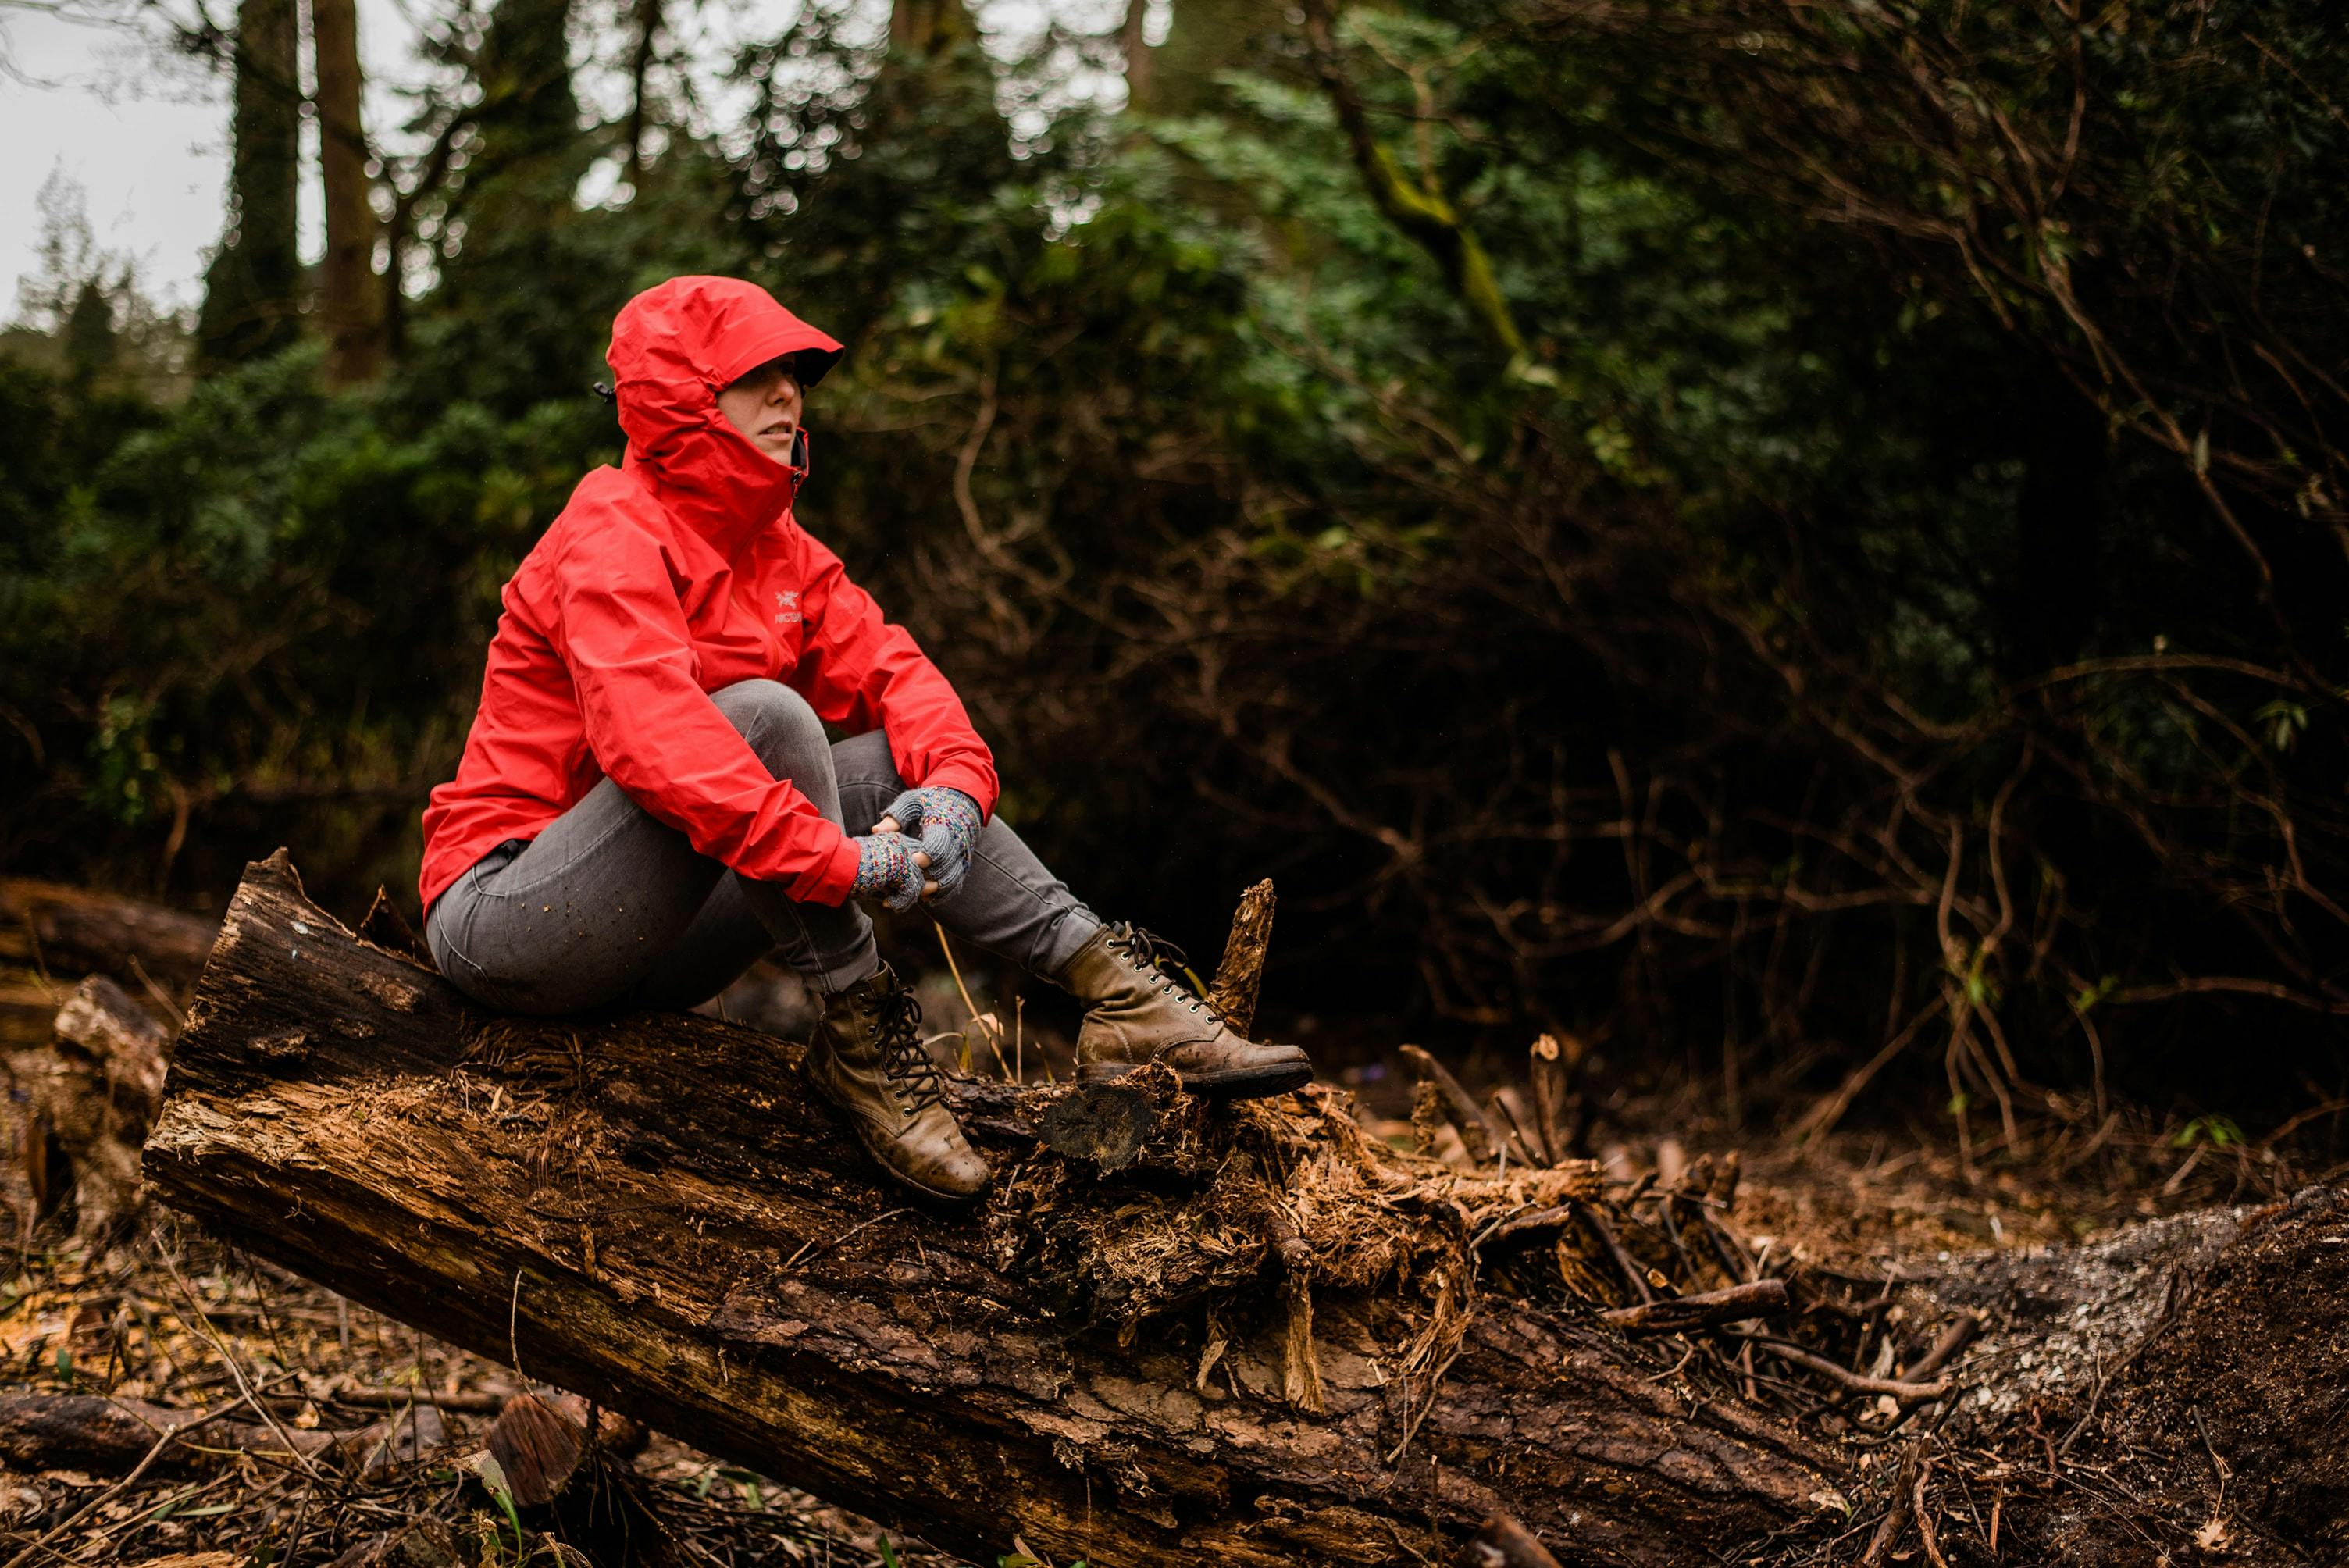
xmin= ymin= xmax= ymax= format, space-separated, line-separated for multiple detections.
xmin=715 ymin=323 xmax=844 ymax=390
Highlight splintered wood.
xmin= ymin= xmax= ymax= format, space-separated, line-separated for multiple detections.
xmin=1203 ymin=878 xmax=1275 ymax=1037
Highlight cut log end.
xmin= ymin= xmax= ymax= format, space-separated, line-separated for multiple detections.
xmin=487 ymin=1394 xmax=586 ymax=1509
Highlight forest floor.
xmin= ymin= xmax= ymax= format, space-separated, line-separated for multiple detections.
xmin=0 ymin=1048 xmax=2328 ymax=1567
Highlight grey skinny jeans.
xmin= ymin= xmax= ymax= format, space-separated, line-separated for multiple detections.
xmin=423 ymin=679 xmax=1102 ymax=1014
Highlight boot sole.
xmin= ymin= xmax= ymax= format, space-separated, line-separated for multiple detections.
xmin=1078 ymin=1059 xmax=1315 ymax=1099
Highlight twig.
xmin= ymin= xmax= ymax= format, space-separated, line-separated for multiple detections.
xmin=157 ymin=1249 xmax=325 ymax=1480
xmin=1905 ymin=1313 xmax=1980 ymax=1382
xmin=127 ymin=955 xmax=186 ymax=1030
xmin=1858 ymin=1448 xmax=1921 ymax=1568
xmin=932 ymin=925 xmax=1009 ymax=1078
xmin=785 ymin=1209 xmax=911 ymax=1271
xmin=1399 ymin=1045 xmax=1506 ymax=1164
xmin=1601 ymin=1279 xmax=1789 ymax=1335
xmin=1575 ymin=1203 xmax=1656 ymax=1304
xmin=1914 ymin=1457 xmax=1952 ymax=1568
xmin=1730 ymin=1334 xmax=1953 ymax=1402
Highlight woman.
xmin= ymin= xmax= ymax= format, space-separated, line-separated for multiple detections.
xmin=419 ymin=276 xmax=1311 ymax=1205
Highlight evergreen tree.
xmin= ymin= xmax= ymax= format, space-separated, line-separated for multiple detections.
xmin=428 ymin=0 xmax=598 ymax=405
xmin=62 ymin=280 xmax=116 ymax=386
xmin=195 ymin=0 xmax=303 ymax=369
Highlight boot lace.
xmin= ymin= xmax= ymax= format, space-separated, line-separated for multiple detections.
xmin=864 ymin=984 xmax=946 ymax=1114
xmin=1105 ymin=923 xmax=1216 ymax=1020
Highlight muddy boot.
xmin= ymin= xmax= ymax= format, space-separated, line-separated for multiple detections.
xmin=804 ymin=963 xmax=990 ymax=1204
xmin=1057 ymin=923 xmax=1314 ymax=1099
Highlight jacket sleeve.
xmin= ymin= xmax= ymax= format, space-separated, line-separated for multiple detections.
xmin=786 ymin=525 xmax=1000 ymax=818
xmin=551 ymin=518 xmax=861 ymax=904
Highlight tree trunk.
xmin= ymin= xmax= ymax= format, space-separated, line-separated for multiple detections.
xmin=1121 ymin=0 xmax=1154 ymax=113
xmin=145 ymin=853 xmax=1848 ymax=1566
xmin=143 ymin=852 xmax=2349 ymax=1566
xmin=312 ymin=0 xmax=384 ymax=387
xmin=197 ymin=0 xmax=305 ymax=369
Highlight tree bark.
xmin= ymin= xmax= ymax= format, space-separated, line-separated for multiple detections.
xmin=312 ymin=0 xmax=384 ymax=387
xmin=145 ymin=853 xmax=1848 ymax=1567
xmin=1202 ymin=878 xmax=1273 ymax=1035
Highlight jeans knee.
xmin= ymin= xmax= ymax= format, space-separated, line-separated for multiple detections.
xmin=709 ymin=679 xmax=828 ymax=769
xmin=829 ymin=729 xmax=903 ymax=790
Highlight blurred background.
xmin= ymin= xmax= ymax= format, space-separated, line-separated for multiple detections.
xmin=4 ymin=0 xmax=2347 ymax=1139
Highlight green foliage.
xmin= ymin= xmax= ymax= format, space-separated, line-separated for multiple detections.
xmin=2171 ymin=1115 xmax=2244 ymax=1151
xmin=7 ymin=0 xmax=2349 ymax=1118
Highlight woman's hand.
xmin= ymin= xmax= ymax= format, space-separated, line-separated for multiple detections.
xmin=875 ymin=787 xmax=983 ymax=903
xmin=850 ymin=831 xmax=936 ymax=911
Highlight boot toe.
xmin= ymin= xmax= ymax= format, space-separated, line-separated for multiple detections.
xmin=931 ymin=1145 xmax=993 ymax=1202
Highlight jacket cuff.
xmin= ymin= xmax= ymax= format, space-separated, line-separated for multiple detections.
xmin=918 ymin=763 xmax=997 ymax=824
xmin=795 ymin=833 xmax=864 ymax=907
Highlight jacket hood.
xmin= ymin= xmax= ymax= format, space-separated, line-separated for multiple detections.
xmin=607 ymin=276 xmax=845 ymax=555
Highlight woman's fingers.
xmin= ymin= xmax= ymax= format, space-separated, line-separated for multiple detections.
xmin=922 ymin=879 xmax=940 ymax=898
xmin=875 ymin=814 xmax=903 ymax=836
xmin=912 ymin=850 xmax=932 ymax=869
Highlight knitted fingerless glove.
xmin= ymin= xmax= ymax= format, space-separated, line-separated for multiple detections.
xmin=850 ymin=832 xmax=927 ymax=912
xmin=881 ymin=786 xmax=984 ymax=902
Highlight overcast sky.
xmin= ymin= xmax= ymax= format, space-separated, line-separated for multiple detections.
xmin=1 ymin=0 xmax=1133 ymax=319
xmin=2 ymin=0 xmax=404 ymax=312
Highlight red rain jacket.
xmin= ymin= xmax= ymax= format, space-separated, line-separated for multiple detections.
xmin=419 ymin=276 xmax=997 ymax=915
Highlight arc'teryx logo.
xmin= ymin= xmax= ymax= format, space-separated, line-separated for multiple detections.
xmin=772 ymin=589 xmax=801 ymax=625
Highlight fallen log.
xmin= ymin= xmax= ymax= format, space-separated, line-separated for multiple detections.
xmin=142 ymin=852 xmax=2349 ymax=1566
xmin=0 ymin=878 xmax=218 ymax=996
xmin=0 ymin=1393 xmax=445 ymax=1476
xmin=145 ymin=852 xmax=1848 ymax=1566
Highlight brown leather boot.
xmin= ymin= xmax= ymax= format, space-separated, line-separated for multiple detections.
xmin=804 ymin=963 xmax=989 ymax=1204
xmin=1057 ymin=924 xmax=1314 ymax=1098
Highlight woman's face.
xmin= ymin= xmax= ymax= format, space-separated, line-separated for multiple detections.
xmin=716 ymin=356 xmax=805 ymax=464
